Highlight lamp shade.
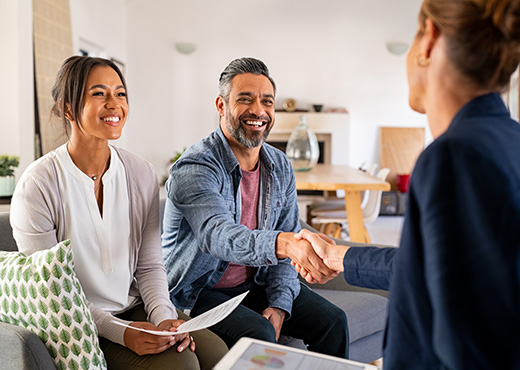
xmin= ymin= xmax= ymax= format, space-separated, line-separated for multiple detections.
xmin=175 ymin=42 xmax=197 ymax=55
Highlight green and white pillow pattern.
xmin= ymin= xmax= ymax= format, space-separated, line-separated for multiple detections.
xmin=0 ymin=240 xmax=107 ymax=370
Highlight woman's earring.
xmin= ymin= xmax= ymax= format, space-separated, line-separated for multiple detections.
xmin=414 ymin=53 xmax=432 ymax=67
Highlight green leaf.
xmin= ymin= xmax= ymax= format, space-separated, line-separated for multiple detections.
xmin=3 ymin=284 xmax=10 ymax=296
xmin=38 ymin=300 xmax=48 ymax=315
xmin=29 ymin=301 xmax=38 ymax=314
xmin=61 ymin=295 xmax=72 ymax=311
xmin=56 ymin=245 xmax=66 ymax=263
xmin=2 ymin=298 xmax=9 ymax=312
xmin=7 ymin=268 xmax=14 ymax=281
xmin=23 ymin=268 xmax=32 ymax=282
xmin=40 ymin=329 xmax=49 ymax=343
xmin=19 ymin=283 xmax=27 ymax=298
xmin=48 ymin=344 xmax=58 ymax=359
xmin=41 ymin=265 xmax=51 ymax=281
xmin=57 ymin=360 xmax=66 ymax=370
xmin=50 ymin=315 xmax=60 ymax=329
xmin=29 ymin=315 xmax=38 ymax=328
xmin=49 ymin=280 xmax=61 ymax=296
xmin=71 ymin=342 xmax=82 ymax=356
xmin=70 ymin=358 xmax=80 ymax=370
xmin=73 ymin=292 xmax=82 ymax=307
xmin=71 ymin=327 xmax=82 ymax=341
xmin=45 ymin=250 xmax=54 ymax=264
xmin=29 ymin=284 xmax=38 ymax=299
xmin=72 ymin=309 xmax=83 ymax=324
xmin=83 ymin=323 xmax=93 ymax=337
xmin=60 ymin=312 xmax=72 ymax=327
xmin=62 ymin=277 xmax=73 ymax=293
xmin=80 ymin=356 xmax=91 ymax=370
xmin=49 ymin=298 xmax=60 ymax=314
xmin=20 ymin=300 xmax=28 ymax=315
xmin=50 ymin=329 xmax=59 ymax=343
xmin=10 ymin=300 xmax=19 ymax=313
xmin=51 ymin=264 xmax=63 ymax=279
xmin=10 ymin=282 xmax=18 ymax=297
xmin=38 ymin=316 xmax=49 ymax=330
xmin=82 ymin=338 xmax=92 ymax=353
xmin=49 ymin=280 xmax=61 ymax=297
xmin=39 ymin=284 xmax=49 ymax=298
xmin=59 ymin=330 xmax=71 ymax=345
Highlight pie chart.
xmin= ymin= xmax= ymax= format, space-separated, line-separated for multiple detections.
xmin=250 ymin=354 xmax=284 ymax=368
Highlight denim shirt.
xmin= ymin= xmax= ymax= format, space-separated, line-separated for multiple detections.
xmin=162 ymin=125 xmax=301 ymax=315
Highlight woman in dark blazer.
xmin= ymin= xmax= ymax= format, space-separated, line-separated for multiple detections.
xmin=295 ymin=0 xmax=520 ymax=368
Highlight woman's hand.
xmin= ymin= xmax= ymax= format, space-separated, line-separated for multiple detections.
xmin=158 ymin=319 xmax=196 ymax=352
xmin=123 ymin=321 xmax=176 ymax=355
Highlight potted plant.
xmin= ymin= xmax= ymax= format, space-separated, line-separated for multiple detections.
xmin=162 ymin=148 xmax=186 ymax=185
xmin=0 ymin=155 xmax=20 ymax=196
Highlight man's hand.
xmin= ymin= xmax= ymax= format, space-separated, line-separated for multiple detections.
xmin=294 ymin=229 xmax=349 ymax=273
xmin=158 ymin=319 xmax=196 ymax=352
xmin=262 ymin=307 xmax=286 ymax=341
xmin=276 ymin=232 xmax=337 ymax=284
xmin=123 ymin=321 xmax=176 ymax=355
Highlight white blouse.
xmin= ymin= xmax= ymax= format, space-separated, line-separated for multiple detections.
xmin=54 ymin=144 xmax=137 ymax=313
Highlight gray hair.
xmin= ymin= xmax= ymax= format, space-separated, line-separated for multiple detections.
xmin=218 ymin=57 xmax=277 ymax=102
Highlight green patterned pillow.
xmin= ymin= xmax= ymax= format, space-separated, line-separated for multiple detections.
xmin=0 ymin=240 xmax=107 ymax=370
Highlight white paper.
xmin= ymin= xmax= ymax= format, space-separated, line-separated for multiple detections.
xmin=112 ymin=290 xmax=249 ymax=336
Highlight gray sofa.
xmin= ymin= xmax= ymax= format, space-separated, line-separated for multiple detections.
xmin=0 ymin=205 xmax=391 ymax=369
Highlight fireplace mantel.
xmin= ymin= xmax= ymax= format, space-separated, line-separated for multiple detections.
xmin=270 ymin=112 xmax=350 ymax=165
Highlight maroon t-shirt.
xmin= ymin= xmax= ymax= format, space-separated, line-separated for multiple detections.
xmin=214 ymin=165 xmax=260 ymax=288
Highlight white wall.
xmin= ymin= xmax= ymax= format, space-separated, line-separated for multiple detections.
xmin=0 ymin=0 xmax=35 ymax=179
xmin=3 ymin=0 xmax=432 ymax=180
xmin=123 ymin=0 xmax=430 ymax=180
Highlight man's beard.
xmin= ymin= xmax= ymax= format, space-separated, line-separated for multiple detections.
xmin=225 ymin=110 xmax=272 ymax=149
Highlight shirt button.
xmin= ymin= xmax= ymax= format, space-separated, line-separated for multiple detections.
xmin=267 ymin=259 xmax=272 ymax=264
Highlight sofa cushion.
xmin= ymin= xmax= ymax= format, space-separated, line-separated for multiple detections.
xmin=312 ymin=289 xmax=387 ymax=343
xmin=0 ymin=240 xmax=107 ymax=370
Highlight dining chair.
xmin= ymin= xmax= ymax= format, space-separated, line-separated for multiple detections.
xmin=310 ymin=168 xmax=391 ymax=239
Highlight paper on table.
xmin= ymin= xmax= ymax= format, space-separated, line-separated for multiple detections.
xmin=112 ymin=290 xmax=249 ymax=336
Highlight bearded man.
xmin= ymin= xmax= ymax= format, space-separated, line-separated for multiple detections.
xmin=161 ymin=57 xmax=349 ymax=358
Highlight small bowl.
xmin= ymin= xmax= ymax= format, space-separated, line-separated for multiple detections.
xmin=312 ymin=104 xmax=323 ymax=112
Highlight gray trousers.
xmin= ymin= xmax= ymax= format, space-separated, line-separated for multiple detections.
xmin=99 ymin=304 xmax=228 ymax=370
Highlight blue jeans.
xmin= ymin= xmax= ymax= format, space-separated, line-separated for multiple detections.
xmin=190 ymin=280 xmax=349 ymax=358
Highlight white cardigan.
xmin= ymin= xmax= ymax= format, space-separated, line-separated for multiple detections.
xmin=10 ymin=145 xmax=178 ymax=346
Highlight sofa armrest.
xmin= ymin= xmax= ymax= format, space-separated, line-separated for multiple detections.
xmin=299 ymin=219 xmax=390 ymax=298
xmin=0 ymin=322 xmax=57 ymax=370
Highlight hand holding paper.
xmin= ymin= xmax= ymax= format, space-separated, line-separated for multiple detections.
xmin=113 ymin=290 xmax=249 ymax=337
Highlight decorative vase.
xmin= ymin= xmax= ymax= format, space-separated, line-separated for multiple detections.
xmin=0 ymin=176 xmax=15 ymax=197
xmin=286 ymin=115 xmax=320 ymax=171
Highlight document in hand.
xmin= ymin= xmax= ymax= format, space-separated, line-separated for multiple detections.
xmin=112 ymin=290 xmax=249 ymax=336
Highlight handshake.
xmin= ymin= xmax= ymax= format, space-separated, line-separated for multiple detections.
xmin=276 ymin=229 xmax=350 ymax=284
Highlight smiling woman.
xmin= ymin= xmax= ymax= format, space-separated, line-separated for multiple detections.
xmin=10 ymin=55 xmax=228 ymax=370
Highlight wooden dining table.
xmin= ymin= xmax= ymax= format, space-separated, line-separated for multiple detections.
xmin=294 ymin=164 xmax=391 ymax=243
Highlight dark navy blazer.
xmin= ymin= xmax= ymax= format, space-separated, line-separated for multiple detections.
xmin=344 ymin=93 xmax=520 ymax=369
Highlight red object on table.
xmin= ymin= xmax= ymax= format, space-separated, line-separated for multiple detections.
xmin=396 ymin=173 xmax=410 ymax=193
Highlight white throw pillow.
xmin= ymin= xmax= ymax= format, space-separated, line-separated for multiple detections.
xmin=0 ymin=240 xmax=107 ymax=370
